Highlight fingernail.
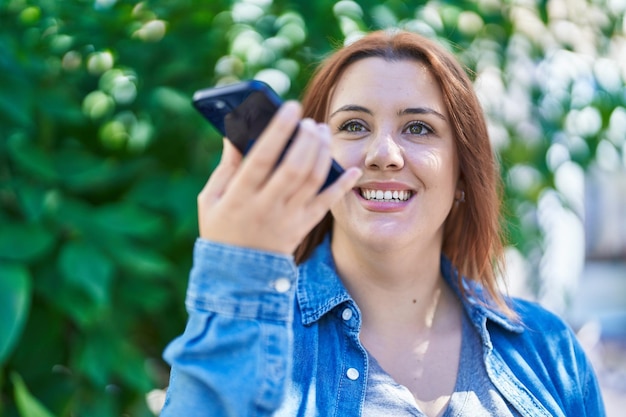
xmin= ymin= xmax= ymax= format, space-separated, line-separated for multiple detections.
xmin=281 ymin=101 xmax=300 ymax=116
xmin=300 ymin=118 xmax=316 ymax=129
xmin=319 ymin=125 xmax=331 ymax=144
xmin=347 ymin=167 xmax=363 ymax=179
xmin=318 ymin=123 xmax=331 ymax=135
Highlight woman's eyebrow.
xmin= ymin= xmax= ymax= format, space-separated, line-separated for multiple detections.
xmin=399 ymin=107 xmax=447 ymax=121
xmin=329 ymin=105 xmax=447 ymax=121
xmin=329 ymin=105 xmax=372 ymax=119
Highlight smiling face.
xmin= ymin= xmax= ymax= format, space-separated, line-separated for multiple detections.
xmin=327 ymin=57 xmax=460 ymax=254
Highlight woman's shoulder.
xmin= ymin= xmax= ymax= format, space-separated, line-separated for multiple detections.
xmin=487 ymin=297 xmax=590 ymax=380
xmin=508 ymin=297 xmax=574 ymax=335
xmin=487 ymin=298 xmax=605 ymax=416
xmin=510 ymin=298 xmax=569 ymax=327
xmin=490 ymin=296 xmax=585 ymax=359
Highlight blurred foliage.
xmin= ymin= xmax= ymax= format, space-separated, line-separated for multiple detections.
xmin=0 ymin=0 xmax=624 ymax=415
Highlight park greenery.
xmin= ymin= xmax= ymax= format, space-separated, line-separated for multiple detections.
xmin=1 ymin=0 xmax=624 ymax=415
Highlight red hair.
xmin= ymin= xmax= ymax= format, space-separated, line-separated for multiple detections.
xmin=295 ymin=30 xmax=511 ymax=316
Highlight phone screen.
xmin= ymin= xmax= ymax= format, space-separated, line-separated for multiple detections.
xmin=223 ymin=90 xmax=278 ymax=154
xmin=193 ymin=81 xmax=283 ymax=155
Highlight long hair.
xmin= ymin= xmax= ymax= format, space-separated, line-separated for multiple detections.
xmin=294 ymin=30 xmax=511 ymax=316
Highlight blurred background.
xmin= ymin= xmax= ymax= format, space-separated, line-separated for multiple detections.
xmin=1 ymin=0 xmax=625 ymax=416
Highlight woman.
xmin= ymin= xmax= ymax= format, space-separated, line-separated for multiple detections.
xmin=161 ymin=31 xmax=605 ymax=416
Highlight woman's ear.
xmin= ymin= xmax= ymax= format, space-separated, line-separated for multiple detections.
xmin=454 ymin=177 xmax=466 ymax=205
xmin=454 ymin=189 xmax=466 ymax=204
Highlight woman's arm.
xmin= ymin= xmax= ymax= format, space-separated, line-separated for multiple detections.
xmin=161 ymin=239 xmax=297 ymax=417
xmin=160 ymin=102 xmax=360 ymax=416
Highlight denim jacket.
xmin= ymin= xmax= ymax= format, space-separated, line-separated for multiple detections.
xmin=161 ymin=237 xmax=606 ymax=417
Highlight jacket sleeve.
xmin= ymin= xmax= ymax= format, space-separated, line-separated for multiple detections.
xmin=580 ymin=339 xmax=606 ymax=417
xmin=160 ymin=239 xmax=297 ymax=417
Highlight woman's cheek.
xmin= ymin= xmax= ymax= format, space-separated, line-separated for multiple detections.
xmin=331 ymin=140 xmax=362 ymax=168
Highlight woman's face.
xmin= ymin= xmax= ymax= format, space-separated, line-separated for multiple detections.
xmin=327 ymin=57 xmax=460 ymax=253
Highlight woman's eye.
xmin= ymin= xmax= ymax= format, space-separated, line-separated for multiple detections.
xmin=339 ymin=120 xmax=366 ymax=133
xmin=406 ymin=122 xmax=433 ymax=136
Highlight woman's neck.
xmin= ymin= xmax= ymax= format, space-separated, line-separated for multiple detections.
xmin=330 ymin=232 xmax=451 ymax=334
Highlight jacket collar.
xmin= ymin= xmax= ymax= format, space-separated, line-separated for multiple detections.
xmin=297 ymin=236 xmax=352 ymax=325
xmin=440 ymin=252 xmax=524 ymax=333
xmin=296 ymin=235 xmax=523 ymax=333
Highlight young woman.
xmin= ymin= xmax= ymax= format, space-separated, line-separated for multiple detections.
xmin=160 ymin=31 xmax=605 ymax=417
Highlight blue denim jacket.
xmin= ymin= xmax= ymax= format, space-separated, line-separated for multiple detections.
xmin=161 ymin=237 xmax=606 ymax=417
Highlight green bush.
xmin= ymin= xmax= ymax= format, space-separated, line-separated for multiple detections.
xmin=1 ymin=0 xmax=623 ymax=415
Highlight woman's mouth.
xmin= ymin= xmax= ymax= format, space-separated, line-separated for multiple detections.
xmin=359 ymin=188 xmax=413 ymax=202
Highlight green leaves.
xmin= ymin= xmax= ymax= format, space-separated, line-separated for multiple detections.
xmin=74 ymin=326 xmax=154 ymax=392
xmin=0 ymin=264 xmax=31 ymax=365
xmin=11 ymin=373 xmax=56 ymax=417
xmin=59 ymin=241 xmax=115 ymax=308
xmin=0 ymin=223 xmax=55 ymax=262
xmin=5 ymin=135 xmax=58 ymax=183
xmin=1 ymin=0 xmax=624 ymax=416
xmin=93 ymin=203 xmax=166 ymax=240
xmin=0 ymin=1 xmax=214 ymax=415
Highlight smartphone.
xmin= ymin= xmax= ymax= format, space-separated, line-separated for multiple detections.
xmin=192 ymin=80 xmax=344 ymax=191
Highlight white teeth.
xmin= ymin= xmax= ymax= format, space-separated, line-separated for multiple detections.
xmin=360 ymin=189 xmax=412 ymax=201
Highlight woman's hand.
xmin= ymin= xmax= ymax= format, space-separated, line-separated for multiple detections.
xmin=197 ymin=101 xmax=361 ymax=255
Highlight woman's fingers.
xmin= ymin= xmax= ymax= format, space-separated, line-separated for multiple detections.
xmin=196 ymin=98 xmax=362 ymax=253
xmin=198 ymin=140 xmax=245 ymax=240
xmin=313 ymin=166 xmax=362 ymax=214
xmin=198 ymin=139 xmax=242 ymax=205
xmin=262 ymin=118 xmax=329 ymax=202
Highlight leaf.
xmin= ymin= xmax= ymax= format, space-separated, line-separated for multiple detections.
xmin=110 ymin=242 xmax=173 ymax=279
xmin=128 ymin=174 xmax=203 ymax=229
xmin=49 ymin=195 xmax=96 ymax=238
xmin=119 ymin=278 xmax=171 ymax=314
xmin=151 ymin=86 xmax=193 ymax=114
xmin=0 ymin=87 xmax=31 ymax=127
xmin=38 ymin=86 xmax=85 ymax=124
xmin=90 ymin=228 xmax=174 ymax=280
xmin=74 ymin=330 xmax=113 ymax=388
xmin=93 ymin=202 xmax=165 ymax=240
xmin=75 ymin=327 xmax=154 ymax=392
xmin=58 ymin=241 xmax=115 ymax=307
xmin=0 ymin=263 xmax=31 ymax=365
xmin=113 ymin=339 xmax=154 ymax=392
xmin=14 ymin=180 xmax=49 ymax=222
xmin=54 ymin=149 xmax=150 ymax=194
xmin=6 ymin=134 xmax=58 ymax=182
xmin=11 ymin=372 xmax=56 ymax=417
xmin=0 ymin=222 xmax=55 ymax=262
xmin=33 ymin=267 xmax=103 ymax=328
xmin=0 ymin=45 xmax=32 ymax=128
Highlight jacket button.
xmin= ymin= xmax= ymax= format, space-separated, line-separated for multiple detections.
xmin=273 ymin=278 xmax=291 ymax=293
xmin=341 ymin=308 xmax=353 ymax=321
xmin=346 ymin=368 xmax=360 ymax=380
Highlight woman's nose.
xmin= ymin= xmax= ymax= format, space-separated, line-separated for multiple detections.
xmin=364 ymin=132 xmax=404 ymax=170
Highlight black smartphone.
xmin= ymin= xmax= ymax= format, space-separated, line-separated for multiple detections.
xmin=192 ymin=80 xmax=344 ymax=191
